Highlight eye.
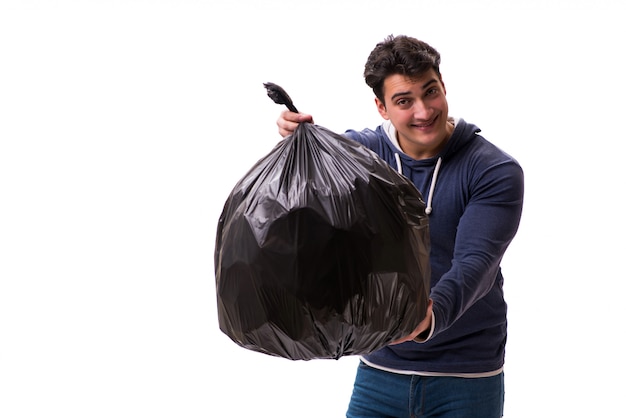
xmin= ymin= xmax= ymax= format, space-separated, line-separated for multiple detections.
xmin=426 ymin=88 xmax=439 ymax=96
xmin=396 ymin=98 xmax=412 ymax=108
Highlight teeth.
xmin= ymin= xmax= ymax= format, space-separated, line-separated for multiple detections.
xmin=415 ymin=120 xmax=434 ymax=128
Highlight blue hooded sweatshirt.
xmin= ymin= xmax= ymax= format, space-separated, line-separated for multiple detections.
xmin=343 ymin=118 xmax=524 ymax=374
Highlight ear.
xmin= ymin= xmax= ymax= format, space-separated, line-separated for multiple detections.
xmin=375 ymin=97 xmax=390 ymax=120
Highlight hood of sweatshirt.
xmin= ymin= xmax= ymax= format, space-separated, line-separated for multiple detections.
xmin=381 ymin=117 xmax=481 ymax=215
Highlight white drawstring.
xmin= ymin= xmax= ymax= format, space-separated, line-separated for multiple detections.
xmin=425 ymin=157 xmax=442 ymax=215
xmin=394 ymin=153 xmax=442 ymax=215
xmin=394 ymin=153 xmax=403 ymax=176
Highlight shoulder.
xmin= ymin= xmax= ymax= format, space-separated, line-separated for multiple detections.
xmin=474 ymin=136 xmax=523 ymax=183
xmin=342 ymin=125 xmax=395 ymax=158
xmin=462 ymin=136 xmax=524 ymax=202
xmin=449 ymin=121 xmax=524 ymax=196
xmin=452 ymin=120 xmax=522 ymax=172
xmin=343 ymin=125 xmax=386 ymax=145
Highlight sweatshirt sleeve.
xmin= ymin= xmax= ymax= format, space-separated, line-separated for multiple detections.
xmin=429 ymin=156 xmax=524 ymax=337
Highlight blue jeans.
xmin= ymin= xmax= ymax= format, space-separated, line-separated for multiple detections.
xmin=346 ymin=361 xmax=504 ymax=418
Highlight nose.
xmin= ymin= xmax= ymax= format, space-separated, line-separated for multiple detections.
xmin=412 ymin=100 xmax=431 ymax=120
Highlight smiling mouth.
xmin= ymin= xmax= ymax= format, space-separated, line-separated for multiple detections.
xmin=412 ymin=115 xmax=438 ymax=129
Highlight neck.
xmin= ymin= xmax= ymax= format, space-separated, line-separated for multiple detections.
xmin=400 ymin=119 xmax=455 ymax=160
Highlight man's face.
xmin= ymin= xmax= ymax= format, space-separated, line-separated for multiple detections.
xmin=376 ymin=69 xmax=453 ymax=160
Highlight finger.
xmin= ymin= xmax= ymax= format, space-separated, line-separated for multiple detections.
xmin=277 ymin=120 xmax=300 ymax=138
xmin=389 ymin=329 xmax=420 ymax=345
xmin=277 ymin=112 xmax=313 ymax=138
xmin=282 ymin=110 xmax=313 ymax=124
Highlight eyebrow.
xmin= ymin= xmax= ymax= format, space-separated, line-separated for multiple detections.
xmin=390 ymin=79 xmax=439 ymax=101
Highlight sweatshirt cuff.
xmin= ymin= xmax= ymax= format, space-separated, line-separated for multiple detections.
xmin=413 ymin=312 xmax=435 ymax=343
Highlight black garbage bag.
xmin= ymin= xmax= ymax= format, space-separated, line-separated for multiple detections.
xmin=214 ymin=84 xmax=430 ymax=360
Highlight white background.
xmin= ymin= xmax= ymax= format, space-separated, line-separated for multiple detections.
xmin=1 ymin=0 xmax=625 ymax=416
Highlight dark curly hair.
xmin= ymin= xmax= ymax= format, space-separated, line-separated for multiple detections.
xmin=364 ymin=35 xmax=441 ymax=103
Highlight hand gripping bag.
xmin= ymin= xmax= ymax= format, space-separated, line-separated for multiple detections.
xmin=214 ymin=84 xmax=431 ymax=360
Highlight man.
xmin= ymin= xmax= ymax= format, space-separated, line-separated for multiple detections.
xmin=277 ymin=35 xmax=524 ymax=417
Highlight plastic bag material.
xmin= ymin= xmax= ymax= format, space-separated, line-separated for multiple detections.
xmin=214 ymin=122 xmax=431 ymax=360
